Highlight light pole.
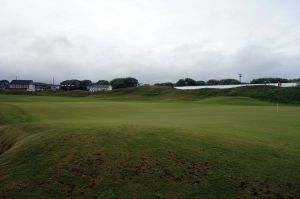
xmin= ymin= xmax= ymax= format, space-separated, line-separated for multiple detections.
xmin=238 ymin=74 xmax=242 ymax=83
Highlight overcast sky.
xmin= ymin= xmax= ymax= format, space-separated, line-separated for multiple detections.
xmin=0 ymin=0 xmax=300 ymax=84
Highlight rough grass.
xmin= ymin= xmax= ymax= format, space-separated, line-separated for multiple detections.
xmin=0 ymin=94 xmax=300 ymax=198
xmin=89 ymin=86 xmax=300 ymax=103
xmin=1 ymin=85 xmax=300 ymax=103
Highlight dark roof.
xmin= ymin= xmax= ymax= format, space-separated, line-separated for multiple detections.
xmin=10 ymin=80 xmax=33 ymax=85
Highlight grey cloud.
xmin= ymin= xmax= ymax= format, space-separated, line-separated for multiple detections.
xmin=0 ymin=0 xmax=300 ymax=84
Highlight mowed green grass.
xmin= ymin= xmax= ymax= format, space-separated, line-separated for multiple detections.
xmin=0 ymin=94 xmax=300 ymax=198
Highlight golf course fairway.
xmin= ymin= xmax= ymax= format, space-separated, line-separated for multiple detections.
xmin=0 ymin=94 xmax=299 ymax=198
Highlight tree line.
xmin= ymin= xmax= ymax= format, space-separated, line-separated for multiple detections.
xmin=155 ymin=77 xmax=300 ymax=87
xmin=155 ymin=78 xmax=241 ymax=87
xmin=250 ymin=78 xmax=300 ymax=84
xmin=60 ymin=77 xmax=138 ymax=91
xmin=59 ymin=77 xmax=300 ymax=91
xmin=2 ymin=77 xmax=299 ymax=91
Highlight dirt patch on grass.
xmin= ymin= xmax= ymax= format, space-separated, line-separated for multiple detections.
xmin=119 ymin=151 xmax=210 ymax=184
xmin=31 ymin=152 xmax=107 ymax=196
xmin=29 ymin=150 xmax=211 ymax=197
xmin=238 ymin=178 xmax=299 ymax=198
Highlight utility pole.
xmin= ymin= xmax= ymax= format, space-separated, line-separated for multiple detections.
xmin=238 ymin=74 xmax=242 ymax=83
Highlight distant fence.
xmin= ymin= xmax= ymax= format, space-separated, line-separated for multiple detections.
xmin=175 ymin=83 xmax=298 ymax=90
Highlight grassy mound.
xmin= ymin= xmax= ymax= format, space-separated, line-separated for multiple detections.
xmin=2 ymin=85 xmax=300 ymax=104
xmin=96 ymin=86 xmax=300 ymax=104
xmin=0 ymin=95 xmax=300 ymax=198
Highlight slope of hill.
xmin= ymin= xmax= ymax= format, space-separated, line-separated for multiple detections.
xmin=0 ymin=95 xmax=300 ymax=198
xmin=93 ymin=86 xmax=300 ymax=104
xmin=2 ymin=85 xmax=300 ymax=104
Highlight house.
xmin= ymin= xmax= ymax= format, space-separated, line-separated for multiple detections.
xmin=0 ymin=80 xmax=9 ymax=90
xmin=9 ymin=80 xmax=36 ymax=91
xmin=88 ymin=84 xmax=112 ymax=92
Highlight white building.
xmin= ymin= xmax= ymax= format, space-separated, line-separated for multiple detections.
xmin=88 ymin=84 xmax=112 ymax=92
xmin=27 ymin=84 xmax=36 ymax=92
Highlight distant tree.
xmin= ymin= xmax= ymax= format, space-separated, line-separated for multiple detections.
xmin=196 ymin=81 xmax=206 ymax=86
xmin=251 ymin=78 xmax=289 ymax=84
xmin=175 ymin=78 xmax=197 ymax=86
xmin=219 ymin=79 xmax=241 ymax=85
xmin=0 ymin=80 xmax=9 ymax=90
xmin=175 ymin=79 xmax=186 ymax=87
xmin=110 ymin=77 xmax=138 ymax=89
xmin=97 ymin=80 xmax=110 ymax=85
xmin=124 ymin=77 xmax=139 ymax=87
xmin=206 ymin=79 xmax=220 ymax=85
xmin=184 ymin=78 xmax=197 ymax=86
xmin=110 ymin=79 xmax=126 ymax=89
xmin=79 ymin=80 xmax=92 ymax=90
xmin=291 ymin=78 xmax=300 ymax=83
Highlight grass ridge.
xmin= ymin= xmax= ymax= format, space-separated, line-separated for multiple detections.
xmin=1 ymin=85 xmax=300 ymax=104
